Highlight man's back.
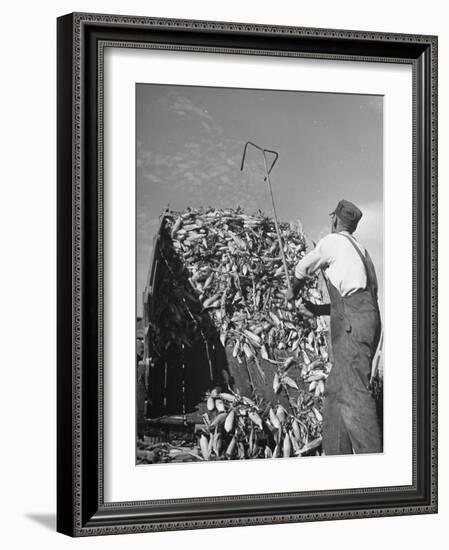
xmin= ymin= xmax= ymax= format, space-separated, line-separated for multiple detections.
xmin=295 ymin=231 xmax=373 ymax=297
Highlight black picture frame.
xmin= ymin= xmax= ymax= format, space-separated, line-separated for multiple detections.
xmin=57 ymin=12 xmax=438 ymax=537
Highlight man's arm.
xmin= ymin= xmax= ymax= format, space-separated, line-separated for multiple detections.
xmin=295 ymin=246 xmax=328 ymax=280
xmin=288 ymin=241 xmax=331 ymax=301
xmin=303 ymin=300 xmax=331 ymax=316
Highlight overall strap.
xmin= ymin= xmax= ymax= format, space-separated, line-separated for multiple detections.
xmin=339 ymin=233 xmax=378 ymax=303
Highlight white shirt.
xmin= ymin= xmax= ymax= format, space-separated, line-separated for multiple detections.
xmin=294 ymin=232 xmax=367 ymax=297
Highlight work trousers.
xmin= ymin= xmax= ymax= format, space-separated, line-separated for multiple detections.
xmin=322 ymin=280 xmax=382 ymax=455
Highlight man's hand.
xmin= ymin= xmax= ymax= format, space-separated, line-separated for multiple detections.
xmin=287 ymin=276 xmax=305 ymax=302
xmin=286 ymin=287 xmax=296 ymax=302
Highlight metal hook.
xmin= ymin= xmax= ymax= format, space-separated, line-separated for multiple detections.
xmin=240 ymin=141 xmax=279 ymax=178
xmin=240 ymin=141 xmax=291 ymax=293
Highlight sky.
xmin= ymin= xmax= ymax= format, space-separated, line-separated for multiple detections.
xmin=136 ymin=84 xmax=383 ymax=316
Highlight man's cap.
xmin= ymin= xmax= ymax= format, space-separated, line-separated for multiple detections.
xmin=330 ymin=199 xmax=363 ymax=228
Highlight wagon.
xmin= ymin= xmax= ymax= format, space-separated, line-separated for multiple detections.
xmin=137 ymin=213 xmax=312 ymax=439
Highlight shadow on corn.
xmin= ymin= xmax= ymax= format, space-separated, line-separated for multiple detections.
xmin=140 ymin=220 xmax=237 ymax=425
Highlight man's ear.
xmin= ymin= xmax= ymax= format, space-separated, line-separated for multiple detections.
xmin=331 ymin=215 xmax=338 ymax=233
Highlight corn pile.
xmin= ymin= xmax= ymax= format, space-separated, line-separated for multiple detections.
xmin=137 ymin=387 xmax=324 ymax=463
xmin=154 ymin=207 xmax=329 ymax=366
xmin=139 ymin=207 xmax=333 ymax=464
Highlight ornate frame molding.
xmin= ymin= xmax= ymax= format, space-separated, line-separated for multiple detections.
xmin=57 ymin=12 xmax=438 ymax=537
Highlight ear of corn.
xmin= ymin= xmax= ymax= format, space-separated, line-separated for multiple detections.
xmin=276 ymin=405 xmax=287 ymax=425
xmin=282 ymin=376 xmax=299 ymax=390
xmin=264 ymin=446 xmax=273 ymax=458
xmin=224 ymin=410 xmax=235 ymax=432
xmin=292 ymin=419 xmax=301 ymax=440
xmin=312 ymin=407 xmax=323 ymax=423
xmin=226 ymin=436 xmax=236 ymax=458
xmin=283 ymin=432 xmax=292 ymax=457
xmin=269 ymin=408 xmax=281 ymax=431
xmin=261 ymin=345 xmax=269 ymax=360
xmin=314 ymin=379 xmax=325 ymax=397
xmin=200 ymin=434 xmax=210 ymax=460
xmin=289 ymin=430 xmax=301 ymax=454
xmin=210 ymin=412 xmax=227 ymax=428
xmin=248 ymin=411 xmax=263 ymax=429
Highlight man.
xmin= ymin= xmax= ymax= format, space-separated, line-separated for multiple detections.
xmin=287 ymin=199 xmax=382 ymax=455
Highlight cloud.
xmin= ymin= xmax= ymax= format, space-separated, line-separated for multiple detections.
xmin=355 ymin=200 xmax=383 ymax=249
xmin=354 ymin=199 xmax=384 ymax=306
xmin=359 ymin=96 xmax=383 ymax=112
xmin=137 ymin=90 xmax=276 ymax=214
xmin=137 ymin=127 xmax=269 ymax=213
xmin=170 ymin=95 xmax=217 ymax=130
